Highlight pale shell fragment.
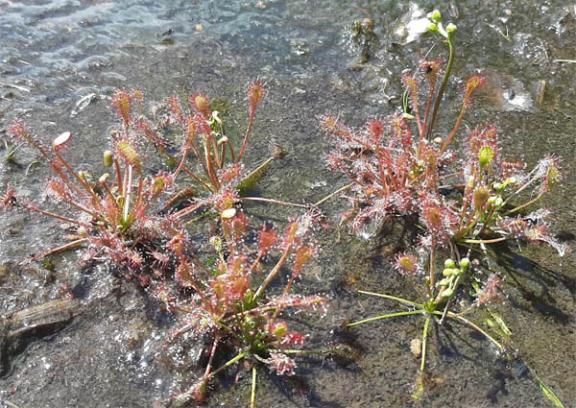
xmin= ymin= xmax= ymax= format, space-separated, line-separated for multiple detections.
xmin=221 ymin=208 xmax=237 ymax=219
xmin=52 ymin=131 xmax=72 ymax=149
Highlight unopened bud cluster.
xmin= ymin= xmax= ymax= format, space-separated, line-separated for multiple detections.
xmin=427 ymin=9 xmax=457 ymax=39
xmin=436 ymin=258 xmax=470 ymax=301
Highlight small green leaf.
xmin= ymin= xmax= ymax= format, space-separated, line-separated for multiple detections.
xmin=489 ymin=311 xmax=512 ymax=338
xmin=532 ymin=370 xmax=565 ymax=408
xmin=238 ymin=158 xmax=273 ymax=193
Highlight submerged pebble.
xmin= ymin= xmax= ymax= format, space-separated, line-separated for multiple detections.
xmin=410 ymin=338 xmax=422 ymax=358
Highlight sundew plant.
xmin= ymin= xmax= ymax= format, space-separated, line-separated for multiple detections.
xmin=0 ymin=82 xmax=335 ymax=407
xmin=166 ymin=210 xmax=327 ymax=407
xmin=322 ymin=9 xmax=567 ymax=407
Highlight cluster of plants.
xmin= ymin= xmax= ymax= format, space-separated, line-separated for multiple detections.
xmin=322 ymin=10 xmax=566 ymax=406
xmin=0 ymin=9 xmax=568 ymax=408
xmin=1 ymin=82 xmax=332 ymax=406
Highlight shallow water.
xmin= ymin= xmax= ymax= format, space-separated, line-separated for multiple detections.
xmin=0 ymin=1 xmax=575 ymax=407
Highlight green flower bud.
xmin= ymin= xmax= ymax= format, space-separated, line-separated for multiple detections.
xmin=444 ymin=259 xmax=456 ymax=269
xmin=501 ymin=176 xmax=517 ymax=190
xmin=103 ymin=150 xmax=114 ymax=167
xmin=427 ymin=22 xmax=439 ymax=33
xmin=437 ymin=278 xmax=451 ymax=287
xmin=473 ymin=186 xmax=490 ymax=210
xmin=428 ymin=9 xmax=442 ymax=23
xmin=210 ymin=236 xmax=223 ymax=253
xmin=244 ymin=315 xmax=256 ymax=329
xmin=442 ymin=268 xmax=458 ymax=277
xmin=460 ymin=258 xmax=470 ymax=271
xmin=446 ymin=23 xmax=457 ymax=34
xmin=272 ymin=323 xmax=287 ymax=337
xmin=492 ymin=182 xmax=503 ymax=191
xmin=78 ymin=171 xmax=90 ymax=182
xmin=440 ymin=288 xmax=454 ymax=298
xmin=478 ymin=146 xmax=494 ymax=168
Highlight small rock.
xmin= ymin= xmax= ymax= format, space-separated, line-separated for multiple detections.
xmin=410 ymin=338 xmax=422 ymax=358
xmin=0 ymin=263 xmax=9 ymax=283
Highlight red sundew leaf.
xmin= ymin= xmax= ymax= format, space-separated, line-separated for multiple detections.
xmin=463 ymin=75 xmax=485 ymax=107
xmin=45 ymin=178 xmax=71 ymax=201
xmin=473 ymin=186 xmax=490 ymax=211
xmin=215 ymin=189 xmax=238 ymax=212
xmin=247 ymin=81 xmax=265 ymax=117
xmin=258 ymin=225 xmax=278 ymax=256
xmin=9 ymin=120 xmax=50 ymax=157
xmin=319 ymin=115 xmax=339 ymax=133
xmin=219 ymin=164 xmax=243 ymax=185
xmin=420 ymin=59 xmax=442 ymax=76
xmin=226 ymin=254 xmax=248 ymax=275
xmin=498 ymin=216 xmax=528 ymax=238
xmin=0 ymin=187 xmax=17 ymax=210
xmin=176 ymin=259 xmax=195 ymax=288
xmin=267 ymin=320 xmax=288 ymax=338
xmin=283 ymin=221 xmax=299 ymax=248
xmin=192 ymin=113 xmax=212 ymax=136
xmin=190 ymin=93 xmax=211 ymax=119
xmin=501 ymin=160 xmax=525 ymax=178
xmin=400 ymin=118 xmax=413 ymax=149
xmin=112 ymin=90 xmax=132 ymax=125
xmin=150 ymin=176 xmax=166 ymax=198
xmin=192 ymin=378 xmax=209 ymax=403
xmin=232 ymin=211 xmax=249 ymax=239
xmin=394 ymin=252 xmax=419 ymax=275
xmin=123 ymin=248 xmax=144 ymax=269
xmin=281 ymin=331 xmax=307 ymax=347
xmin=116 ymin=139 xmax=142 ymax=172
xmin=467 ymin=126 xmax=499 ymax=164
xmin=266 ymin=352 xmax=297 ymax=376
xmin=212 ymin=269 xmax=250 ymax=306
xmin=131 ymin=89 xmax=144 ymax=103
xmin=151 ymin=250 xmax=170 ymax=271
xmin=168 ymin=231 xmax=187 ymax=258
xmin=221 ymin=210 xmax=249 ymax=242
xmin=292 ymin=245 xmax=314 ymax=278
xmin=166 ymin=95 xmax=185 ymax=124
xmin=420 ymin=196 xmax=456 ymax=243
xmin=102 ymin=194 xmax=120 ymax=225
xmin=402 ymin=72 xmax=417 ymax=91
xmin=476 ymin=273 xmax=503 ymax=306
xmin=402 ymin=73 xmax=420 ymax=107
xmin=268 ymin=294 xmax=327 ymax=311
xmin=185 ymin=115 xmax=197 ymax=148
xmin=320 ymin=114 xmax=356 ymax=141
xmin=137 ymin=119 xmax=168 ymax=153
